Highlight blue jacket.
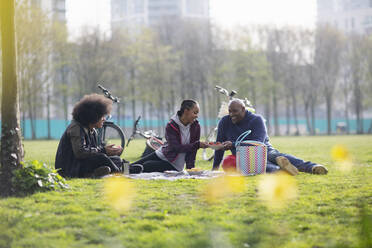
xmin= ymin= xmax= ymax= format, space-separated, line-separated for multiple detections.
xmin=213 ymin=110 xmax=272 ymax=170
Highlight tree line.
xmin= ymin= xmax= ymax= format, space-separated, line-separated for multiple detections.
xmin=1 ymin=2 xmax=372 ymax=138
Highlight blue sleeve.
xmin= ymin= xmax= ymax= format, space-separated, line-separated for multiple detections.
xmin=249 ymin=116 xmax=267 ymax=143
xmin=212 ymin=118 xmax=226 ymax=170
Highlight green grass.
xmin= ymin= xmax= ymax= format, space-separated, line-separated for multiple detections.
xmin=1 ymin=136 xmax=372 ymax=248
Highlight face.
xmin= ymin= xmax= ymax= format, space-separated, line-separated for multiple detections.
xmin=183 ymin=104 xmax=200 ymax=124
xmin=91 ymin=116 xmax=106 ymax=129
xmin=229 ymin=102 xmax=245 ymax=124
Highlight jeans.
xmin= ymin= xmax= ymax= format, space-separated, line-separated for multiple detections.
xmin=130 ymin=152 xmax=176 ymax=173
xmin=267 ymin=147 xmax=316 ymax=173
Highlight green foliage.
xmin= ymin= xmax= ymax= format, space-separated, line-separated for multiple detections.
xmin=12 ymin=160 xmax=69 ymax=196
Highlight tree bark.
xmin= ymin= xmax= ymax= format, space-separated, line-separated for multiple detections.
xmin=0 ymin=0 xmax=24 ymax=196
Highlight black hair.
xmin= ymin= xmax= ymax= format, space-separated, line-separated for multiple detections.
xmin=177 ymin=99 xmax=198 ymax=117
xmin=72 ymin=94 xmax=112 ymax=127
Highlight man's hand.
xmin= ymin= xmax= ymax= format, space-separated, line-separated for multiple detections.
xmin=105 ymin=144 xmax=123 ymax=156
xmin=199 ymin=141 xmax=209 ymax=149
xmin=222 ymin=141 xmax=233 ymax=150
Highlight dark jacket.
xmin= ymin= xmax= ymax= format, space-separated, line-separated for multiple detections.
xmin=213 ymin=110 xmax=272 ymax=170
xmin=55 ymin=120 xmax=106 ymax=178
xmin=161 ymin=119 xmax=200 ymax=169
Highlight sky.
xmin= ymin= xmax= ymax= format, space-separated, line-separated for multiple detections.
xmin=66 ymin=0 xmax=317 ymax=36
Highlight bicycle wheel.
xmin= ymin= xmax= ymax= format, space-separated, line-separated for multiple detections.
xmin=99 ymin=122 xmax=126 ymax=149
xmin=202 ymin=127 xmax=217 ymax=161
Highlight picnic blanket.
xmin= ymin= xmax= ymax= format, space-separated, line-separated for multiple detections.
xmin=125 ymin=170 xmax=224 ymax=181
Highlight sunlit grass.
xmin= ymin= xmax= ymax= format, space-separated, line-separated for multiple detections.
xmin=1 ymin=135 xmax=370 ymax=248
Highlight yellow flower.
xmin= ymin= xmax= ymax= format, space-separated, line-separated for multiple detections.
xmin=202 ymin=175 xmax=245 ymax=204
xmin=331 ymin=144 xmax=353 ymax=172
xmin=103 ymin=176 xmax=136 ymax=213
xmin=258 ymin=172 xmax=298 ymax=210
xmin=331 ymin=145 xmax=350 ymax=162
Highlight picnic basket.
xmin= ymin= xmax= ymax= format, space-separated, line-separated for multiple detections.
xmin=235 ymin=130 xmax=267 ymax=176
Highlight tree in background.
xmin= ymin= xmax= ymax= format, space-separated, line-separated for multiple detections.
xmin=314 ymin=25 xmax=344 ymax=135
xmin=0 ymin=0 xmax=24 ymax=196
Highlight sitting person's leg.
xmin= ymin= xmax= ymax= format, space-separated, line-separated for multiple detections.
xmin=131 ymin=152 xmax=175 ymax=173
xmin=79 ymin=153 xmax=120 ymax=177
xmin=267 ymin=147 xmax=328 ymax=174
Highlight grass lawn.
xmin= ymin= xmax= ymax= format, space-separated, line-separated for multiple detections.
xmin=0 ymin=135 xmax=371 ymax=248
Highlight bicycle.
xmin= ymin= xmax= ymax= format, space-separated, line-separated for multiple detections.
xmin=202 ymin=85 xmax=255 ymax=161
xmin=126 ymin=116 xmax=164 ymax=158
xmin=96 ymin=84 xmax=126 ymax=152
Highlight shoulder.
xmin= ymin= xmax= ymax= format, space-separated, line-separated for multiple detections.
xmin=67 ymin=121 xmax=85 ymax=137
xmin=166 ymin=120 xmax=180 ymax=133
xmin=191 ymin=119 xmax=200 ymax=128
xmin=248 ymin=112 xmax=266 ymax=127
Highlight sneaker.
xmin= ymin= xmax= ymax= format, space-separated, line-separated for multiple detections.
xmin=93 ymin=166 xmax=111 ymax=178
xmin=275 ymin=156 xmax=299 ymax=176
xmin=129 ymin=164 xmax=143 ymax=174
xmin=312 ymin=165 xmax=328 ymax=175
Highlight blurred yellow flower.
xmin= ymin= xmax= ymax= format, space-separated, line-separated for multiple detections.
xmin=103 ymin=176 xmax=136 ymax=213
xmin=331 ymin=144 xmax=353 ymax=172
xmin=258 ymin=172 xmax=298 ymax=210
xmin=202 ymin=175 xmax=245 ymax=204
xmin=331 ymin=145 xmax=350 ymax=162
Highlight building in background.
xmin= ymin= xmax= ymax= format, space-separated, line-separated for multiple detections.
xmin=111 ymin=0 xmax=209 ymax=30
xmin=317 ymin=0 xmax=372 ymax=35
xmin=31 ymin=0 xmax=66 ymax=23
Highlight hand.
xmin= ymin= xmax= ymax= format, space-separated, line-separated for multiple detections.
xmin=105 ymin=144 xmax=123 ymax=156
xmin=222 ymin=141 xmax=232 ymax=150
xmin=199 ymin=141 xmax=209 ymax=149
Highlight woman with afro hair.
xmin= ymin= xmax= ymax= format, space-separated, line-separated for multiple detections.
xmin=55 ymin=94 xmax=142 ymax=178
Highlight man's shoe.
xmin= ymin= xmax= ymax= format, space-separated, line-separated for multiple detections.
xmin=275 ymin=156 xmax=299 ymax=176
xmin=129 ymin=164 xmax=143 ymax=174
xmin=312 ymin=165 xmax=328 ymax=175
xmin=93 ymin=166 xmax=111 ymax=178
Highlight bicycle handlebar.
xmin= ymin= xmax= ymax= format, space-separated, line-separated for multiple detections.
xmin=215 ymin=85 xmax=237 ymax=99
xmin=126 ymin=116 xmax=141 ymax=147
xmin=98 ymin=84 xmax=120 ymax=103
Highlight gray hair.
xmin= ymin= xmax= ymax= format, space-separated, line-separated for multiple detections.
xmin=228 ymin=99 xmax=245 ymax=108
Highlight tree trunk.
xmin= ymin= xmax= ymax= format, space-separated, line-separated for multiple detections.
xmin=343 ymin=86 xmax=350 ymax=134
xmin=291 ymin=92 xmax=299 ymax=136
xmin=47 ymin=83 xmax=51 ymax=140
xmin=285 ymin=93 xmax=290 ymax=135
xmin=325 ymin=90 xmax=333 ymax=135
xmin=310 ymin=96 xmax=316 ymax=135
xmin=273 ymin=89 xmax=280 ymax=136
xmin=264 ymin=101 xmax=271 ymax=136
xmin=0 ymin=0 xmax=24 ymax=196
xmin=200 ymin=81 xmax=208 ymax=138
xmin=304 ymin=97 xmax=312 ymax=135
xmin=142 ymin=101 xmax=147 ymax=130
xmin=354 ymin=80 xmax=363 ymax=134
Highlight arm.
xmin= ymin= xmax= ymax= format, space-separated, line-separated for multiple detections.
xmin=68 ymin=125 xmax=105 ymax=159
xmin=249 ymin=116 xmax=267 ymax=143
xmin=185 ymin=124 xmax=201 ymax=169
xmin=165 ymin=124 xmax=200 ymax=153
xmin=212 ymin=119 xmax=226 ymax=170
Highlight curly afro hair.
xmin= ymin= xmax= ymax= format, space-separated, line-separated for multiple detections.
xmin=72 ymin=94 xmax=113 ymax=127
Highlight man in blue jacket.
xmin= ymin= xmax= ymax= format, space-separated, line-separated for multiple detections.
xmin=212 ymin=99 xmax=328 ymax=175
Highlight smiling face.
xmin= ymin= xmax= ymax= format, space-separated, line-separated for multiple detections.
xmin=228 ymin=101 xmax=245 ymax=124
xmin=182 ymin=103 xmax=200 ymax=125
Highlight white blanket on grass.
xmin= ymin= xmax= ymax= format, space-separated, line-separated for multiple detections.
xmin=125 ymin=170 xmax=224 ymax=181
